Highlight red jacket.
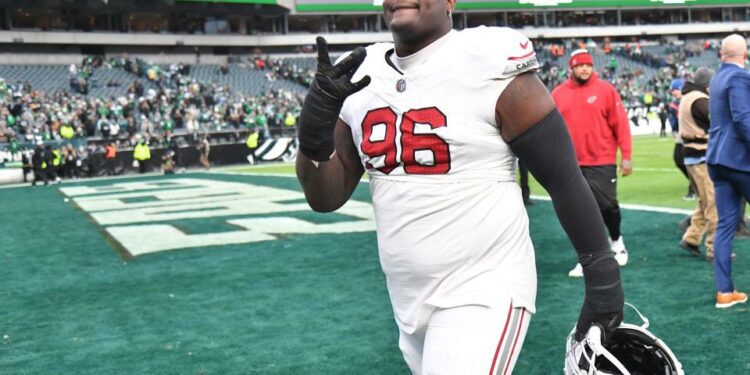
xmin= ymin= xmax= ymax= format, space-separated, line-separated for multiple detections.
xmin=551 ymin=72 xmax=632 ymax=166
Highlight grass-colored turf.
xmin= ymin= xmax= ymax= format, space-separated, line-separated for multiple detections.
xmin=2 ymin=135 xmax=748 ymax=374
xmin=227 ymin=135 xmax=696 ymax=210
xmin=532 ymin=135 xmax=698 ymax=210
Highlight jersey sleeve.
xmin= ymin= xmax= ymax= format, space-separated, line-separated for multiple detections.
xmin=464 ymin=26 xmax=540 ymax=81
xmin=498 ymin=28 xmax=539 ymax=80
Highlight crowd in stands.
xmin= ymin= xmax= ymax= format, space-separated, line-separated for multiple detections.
xmin=68 ymin=56 xmax=104 ymax=95
xmin=0 ymin=54 xmax=306 ymax=151
xmin=261 ymin=58 xmax=315 ymax=87
xmin=0 ymin=37 xmax=735 ymax=184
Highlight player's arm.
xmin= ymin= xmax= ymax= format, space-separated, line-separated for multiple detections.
xmin=495 ymin=72 xmax=624 ymax=343
xmin=297 ymin=119 xmax=365 ymax=212
xmin=295 ymin=36 xmax=370 ymax=212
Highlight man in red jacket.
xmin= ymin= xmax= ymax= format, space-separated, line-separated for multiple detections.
xmin=552 ymin=49 xmax=633 ymax=277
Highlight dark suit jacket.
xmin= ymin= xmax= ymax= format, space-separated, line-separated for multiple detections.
xmin=708 ymin=63 xmax=750 ymax=172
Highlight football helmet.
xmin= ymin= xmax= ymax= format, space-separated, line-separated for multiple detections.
xmin=564 ymin=303 xmax=684 ymax=375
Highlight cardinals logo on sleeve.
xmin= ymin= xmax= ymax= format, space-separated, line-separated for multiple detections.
xmin=501 ymin=37 xmax=539 ymax=78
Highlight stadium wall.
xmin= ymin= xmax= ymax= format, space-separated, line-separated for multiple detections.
xmin=1 ymin=20 xmax=750 ymax=50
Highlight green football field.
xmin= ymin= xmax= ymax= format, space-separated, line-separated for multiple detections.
xmin=2 ymin=135 xmax=749 ymax=374
xmin=230 ymin=135 xmax=697 ymax=211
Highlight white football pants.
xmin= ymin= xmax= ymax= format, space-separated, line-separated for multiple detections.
xmin=399 ymin=301 xmax=531 ymax=375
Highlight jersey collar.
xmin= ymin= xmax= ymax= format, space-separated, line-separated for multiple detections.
xmin=389 ymin=30 xmax=456 ymax=74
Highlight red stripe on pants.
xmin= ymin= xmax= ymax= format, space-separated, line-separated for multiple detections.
xmin=503 ymin=308 xmax=526 ymax=375
xmin=488 ymin=303 xmax=514 ymax=375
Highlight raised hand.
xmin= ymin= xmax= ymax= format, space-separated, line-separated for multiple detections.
xmin=311 ymin=36 xmax=371 ymax=103
xmin=298 ymin=37 xmax=371 ymax=161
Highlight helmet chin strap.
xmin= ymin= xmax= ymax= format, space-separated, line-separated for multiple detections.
xmin=585 ymin=325 xmax=631 ymax=375
xmin=624 ymin=302 xmax=650 ymax=330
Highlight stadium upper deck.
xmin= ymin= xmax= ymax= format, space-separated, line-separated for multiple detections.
xmin=0 ymin=0 xmax=748 ymax=49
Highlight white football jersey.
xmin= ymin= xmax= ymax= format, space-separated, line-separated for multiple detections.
xmin=339 ymin=26 xmax=540 ymax=334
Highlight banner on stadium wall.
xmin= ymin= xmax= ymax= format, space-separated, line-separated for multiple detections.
xmin=295 ymin=0 xmax=748 ymax=13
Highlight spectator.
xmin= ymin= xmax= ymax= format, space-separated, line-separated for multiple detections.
xmin=669 ymin=79 xmax=698 ymax=201
xmin=62 ymin=143 xmax=80 ymax=179
xmin=21 ymin=149 xmax=31 ymax=182
xmin=706 ymin=34 xmax=750 ymax=309
xmin=162 ymin=150 xmax=175 ymax=175
xmin=46 ymin=145 xmax=62 ymax=183
xmin=677 ymin=67 xmax=716 ymax=259
xmin=169 ymin=137 xmax=182 ymax=172
xmin=552 ymin=49 xmax=632 ymax=277
xmin=31 ymin=144 xmax=48 ymax=186
xmin=198 ymin=135 xmax=210 ymax=170
xmin=245 ymin=128 xmax=259 ymax=165
xmin=133 ymin=138 xmax=151 ymax=174
xmin=658 ymin=103 xmax=668 ymax=137
xmin=104 ymin=142 xmax=117 ymax=176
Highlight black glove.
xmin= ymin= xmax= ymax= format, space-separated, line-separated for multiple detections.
xmin=575 ymin=252 xmax=624 ymax=343
xmin=298 ymin=36 xmax=371 ymax=161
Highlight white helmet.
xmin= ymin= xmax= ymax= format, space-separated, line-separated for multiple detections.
xmin=564 ymin=304 xmax=684 ymax=375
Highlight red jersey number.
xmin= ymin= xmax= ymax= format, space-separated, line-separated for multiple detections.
xmin=360 ymin=107 xmax=450 ymax=175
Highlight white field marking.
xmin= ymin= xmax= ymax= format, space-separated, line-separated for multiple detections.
xmin=211 ymin=162 xmax=293 ymax=173
xmin=236 ymin=172 xmax=694 ymax=215
xmin=208 ymin=170 xmax=298 ymax=177
xmin=105 ymin=197 xmax=375 ymax=256
xmin=106 ymin=225 xmax=277 ymax=256
xmin=0 ymin=170 xmax=227 ymax=190
xmin=632 ymin=167 xmax=683 ymax=172
xmin=529 ymin=195 xmax=692 ymax=215
xmin=60 ymin=177 xmax=212 ymax=197
xmin=64 ymin=176 xmax=375 ymax=257
xmin=234 ymin=172 xmax=693 ymax=216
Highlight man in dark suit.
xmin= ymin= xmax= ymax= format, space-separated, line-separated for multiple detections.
xmin=708 ymin=34 xmax=750 ymax=309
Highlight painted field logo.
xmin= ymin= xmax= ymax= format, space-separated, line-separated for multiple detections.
xmin=60 ymin=178 xmax=375 ymax=257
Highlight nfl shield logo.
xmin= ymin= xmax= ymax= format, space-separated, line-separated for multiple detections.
xmin=396 ymin=78 xmax=407 ymax=93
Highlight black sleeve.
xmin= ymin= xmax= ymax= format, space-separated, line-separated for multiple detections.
xmin=691 ymin=98 xmax=710 ymax=131
xmin=508 ymin=109 xmax=610 ymax=258
xmin=509 ymin=109 xmax=623 ymax=341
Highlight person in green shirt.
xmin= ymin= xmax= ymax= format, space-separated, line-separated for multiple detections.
xmin=97 ymin=103 xmax=110 ymax=118
xmin=161 ymin=117 xmax=174 ymax=134
xmin=244 ymin=112 xmax=256 ymax=129
xmin=255 ymin=112 xmax=267 ymax=130
xmin=9 ymin=139 xmax=19 ymax=155
xmin=608 ymin=56 xmax=618 ymax=74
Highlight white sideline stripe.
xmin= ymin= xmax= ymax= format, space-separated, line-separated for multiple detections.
xmin=528 ymin=195 xmax=692 ymax=215
xmin=224 ymin=172 xmax=694 ymax=216
xmin=633 ymin=167 xmax=683 ymax=172
xmin=0 ymin=171 xmax=179 ymax=190
xmin=2 ymin=168 xmax=692 ymax=216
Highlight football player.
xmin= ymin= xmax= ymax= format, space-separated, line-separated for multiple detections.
xmin=295 ymin=0 xmax=624 ymax=373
